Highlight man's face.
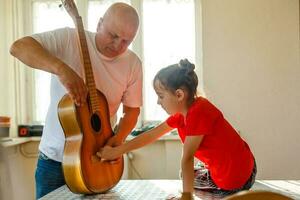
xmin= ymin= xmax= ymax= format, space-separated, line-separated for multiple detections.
xmin=95 ymin=17 xmax=137 ymax=58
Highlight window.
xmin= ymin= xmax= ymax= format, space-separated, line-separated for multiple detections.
xmin=32 ymin=0 xmax=198 ymax=124
xmin=32 ymin=0 xmax=73 ymax=122
xmin=142 ymin=0 xmax=195 ymax=121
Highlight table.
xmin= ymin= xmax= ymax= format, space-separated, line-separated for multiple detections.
xmin=41 ymin=180 xmax=300 ymax=200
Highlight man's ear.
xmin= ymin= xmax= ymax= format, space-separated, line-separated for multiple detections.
xmin=96 ymin=18 xmax=103 ymax=32
xmin=175 ymin=89 xmax=185 ymax=102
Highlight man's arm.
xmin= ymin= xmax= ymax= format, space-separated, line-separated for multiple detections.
xmin=107 ymin=105 xmax=140 ymax=146
xmin=10 ymin=36 xmax=64 ymax=74
xmin=10 ymin=36 xmax=87 ymax=105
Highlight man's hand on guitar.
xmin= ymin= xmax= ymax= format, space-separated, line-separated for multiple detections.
xmin=105 ymin=135 xmax=123 ymax=147
xmin=57 ymin=64 xmax=88 ymax=106
xmin=97 ymin=145 xmax=122 ymax=161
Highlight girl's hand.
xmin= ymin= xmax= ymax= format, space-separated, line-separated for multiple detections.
xmin=166 ymin=192 xmax=194 ymax=200
xmin=97 ymin=145 xmax=122 ymax=161
xmin=166 ymin=193 xmax=180 ymax=200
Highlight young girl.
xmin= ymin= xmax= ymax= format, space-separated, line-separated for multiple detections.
xmin=98 ymin=59 xmax=256 ymax=200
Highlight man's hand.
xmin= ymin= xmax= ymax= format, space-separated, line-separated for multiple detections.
xmin=57 ymin=65 xmax=88 ymax=106
xmin=97 ymin=145 xmax=122 ymax=161
xmin=105 ymin=135 xmax=123 ymax=147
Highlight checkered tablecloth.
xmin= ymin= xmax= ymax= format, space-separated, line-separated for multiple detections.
xmin=41 ymin=180 xmax=300 ymax=200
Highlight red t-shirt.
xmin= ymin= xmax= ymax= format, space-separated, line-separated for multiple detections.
xmin=166 ymin=97 xmax=254 ymax=190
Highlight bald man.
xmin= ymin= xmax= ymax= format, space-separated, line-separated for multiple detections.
xmin=10 ymin=3 xmax=142 ymax=199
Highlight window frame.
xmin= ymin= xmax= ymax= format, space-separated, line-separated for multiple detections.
xmin=27 ymin=0 xmax=202 ymax=126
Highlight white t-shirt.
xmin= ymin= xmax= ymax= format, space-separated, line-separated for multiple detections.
xmin=32 ymin=27 xmax=142 ymax=162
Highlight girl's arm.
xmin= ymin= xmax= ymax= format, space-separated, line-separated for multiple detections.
xmin=105 ymin=106 xmax=140 ymax=146
xmin=98 ymin=121 xmax=173 ymax=160
xmin=181 ymin=135 xmax=203 ymax=194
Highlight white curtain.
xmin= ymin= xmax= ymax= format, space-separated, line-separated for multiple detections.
xmin=0 ymin=0 xmax=34 ymax=136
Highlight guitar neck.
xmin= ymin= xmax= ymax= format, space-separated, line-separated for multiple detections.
xmin=75 ymin=17 xmax=99 ymax=111
xmin=75 ymin=17 xmax=94 ymax=88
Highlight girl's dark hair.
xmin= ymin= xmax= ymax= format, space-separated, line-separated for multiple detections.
xmin=153 ymin=59 xmax=198 ymax=104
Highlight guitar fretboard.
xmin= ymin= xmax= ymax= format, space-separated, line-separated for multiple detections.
xmin=75 ymin=17 xmax=100 ymax=112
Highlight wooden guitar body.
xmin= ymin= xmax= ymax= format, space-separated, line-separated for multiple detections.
xmin=58 ymin=89 xmax=124 ymax=194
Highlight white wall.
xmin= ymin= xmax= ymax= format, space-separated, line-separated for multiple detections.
xmin=0 ymin=142 xmax=38 ymax=200
xmin=201 ymin=0 xmax=300 ymax=179
xmin=128 ymin=140 xmax=182 ymax=179
xmin=0 ymin=0 xmax=10 ymax=116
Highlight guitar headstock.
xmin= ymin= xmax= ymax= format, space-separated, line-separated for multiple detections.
xmin=60 ymin=0 xmax=80 ymax=22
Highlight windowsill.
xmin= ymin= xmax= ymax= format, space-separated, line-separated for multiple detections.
xmin=0 ymin=136 xmax=41 ymax=148
xmin=0 ymin=133 xmax=180 ymax=148
xmin=126 ymin=133 xmax=179 ymax=141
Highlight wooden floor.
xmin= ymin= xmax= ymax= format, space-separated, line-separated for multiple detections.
xmin=41 ymin=180 xmax=300 ymax=200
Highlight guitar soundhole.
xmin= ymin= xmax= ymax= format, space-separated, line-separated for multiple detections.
xmin=91 ymin=113 xmax=101 ymax=132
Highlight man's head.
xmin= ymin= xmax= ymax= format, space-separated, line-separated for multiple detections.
xmin=95 ymin=3 xmax=139 ymax=58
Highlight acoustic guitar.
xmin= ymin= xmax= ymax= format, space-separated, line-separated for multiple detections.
xmin=58 ymin=0 xmax=123 ymax=194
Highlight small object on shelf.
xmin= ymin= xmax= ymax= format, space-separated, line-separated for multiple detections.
xmin=0 ymin=116 xmax=10 ymax=138
xmin=131 ymin=123 xmax=158 ymax=136
xmin=18 ymin=125 xmax=44 ymax=137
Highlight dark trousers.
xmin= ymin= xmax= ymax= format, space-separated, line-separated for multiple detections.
xmin=35 ymin=152 xmax=65 ymax=199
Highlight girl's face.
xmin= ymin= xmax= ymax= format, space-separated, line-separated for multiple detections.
xmin=154 ymin=80 xmax=185 ymax=115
